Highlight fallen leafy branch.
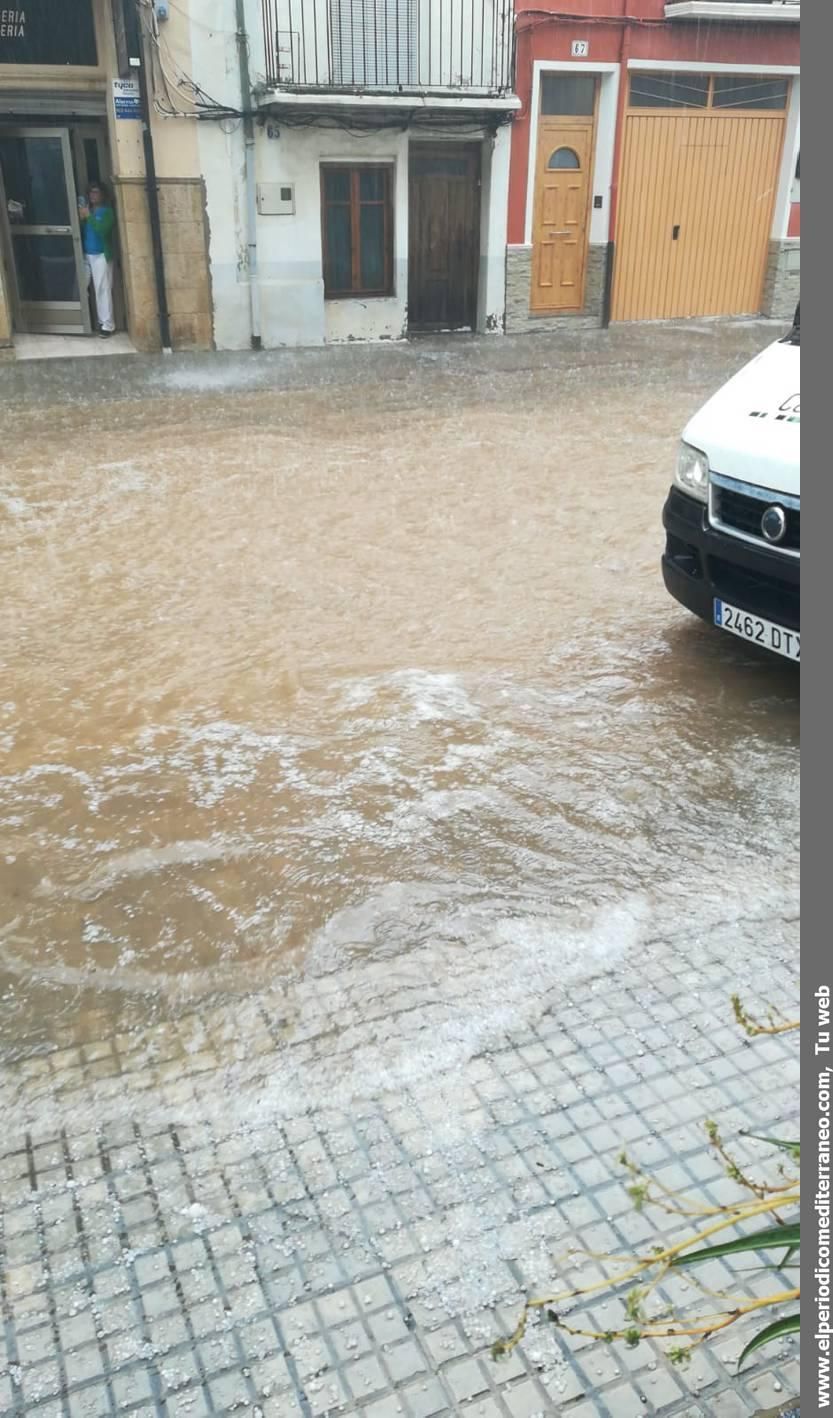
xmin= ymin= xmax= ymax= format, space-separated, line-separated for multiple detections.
xmin=492 ymin=999 xmax=799 ymax=1372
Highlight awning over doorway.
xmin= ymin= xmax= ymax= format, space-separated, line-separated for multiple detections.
xmin=0 ymin=90 xmax=107 ymax=120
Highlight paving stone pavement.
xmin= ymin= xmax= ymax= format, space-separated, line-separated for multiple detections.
xmin=0 ymin=904 xmax=799 ymax=1418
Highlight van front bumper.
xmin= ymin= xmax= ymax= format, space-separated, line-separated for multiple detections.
xmin=662 ymin=486 xmax=800 ymax=632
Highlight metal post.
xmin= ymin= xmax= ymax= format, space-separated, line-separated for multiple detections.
xmin=236 ymin=0 xmax=262 ymax=349
xmin=134 ymin=3 xmax=172 ymax=353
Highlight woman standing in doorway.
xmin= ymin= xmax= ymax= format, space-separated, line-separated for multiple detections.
xmin=80 ymin=183 xmax=116 ymax=337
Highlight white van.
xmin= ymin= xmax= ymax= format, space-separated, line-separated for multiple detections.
xmin=662 ymin=303 xmax=800 ymax=661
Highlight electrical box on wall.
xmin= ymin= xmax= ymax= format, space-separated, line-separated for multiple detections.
xmin=257 ymin=183 xmax=295 ymax=216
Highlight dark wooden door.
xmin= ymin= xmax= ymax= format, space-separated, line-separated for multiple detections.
xmin=408 ymin=144 xmax=480 ymax=331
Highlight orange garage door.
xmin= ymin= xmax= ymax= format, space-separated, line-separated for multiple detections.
xmin=612 ymin=108 xmax=786 ymax=322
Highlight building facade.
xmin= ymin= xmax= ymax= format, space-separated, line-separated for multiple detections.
xmin=234 ymin=0 xmax=519 ymax=347
xmin=0 ymin=0 xmax=518 ymax=356
xmin=506 ymin=0 xmax=800 ymax=334
xmin=0 ymin=0 xmax=215 ymax=355
xmin=0 ymin=0 xmax=800 ymax=357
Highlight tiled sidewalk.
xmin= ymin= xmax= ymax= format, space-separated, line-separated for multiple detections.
xmin=0 ymin=906 xmax=799 ymax=1418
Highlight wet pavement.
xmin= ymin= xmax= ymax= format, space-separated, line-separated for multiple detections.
xmin=0 ymin=323 xmax=800 ymax=1416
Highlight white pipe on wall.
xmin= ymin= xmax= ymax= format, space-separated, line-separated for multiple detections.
xmin=235 ymin=0 xmax=262 ymax=347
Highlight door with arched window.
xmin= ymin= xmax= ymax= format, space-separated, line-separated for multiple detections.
xmin=531 ymin=118 xmax=595 ymax=312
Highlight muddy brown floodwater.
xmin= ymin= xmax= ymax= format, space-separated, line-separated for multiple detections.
xmin=0 ymin=324 xmax=799 ymax=1055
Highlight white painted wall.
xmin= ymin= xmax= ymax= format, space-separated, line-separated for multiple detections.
xmin=773 ymin=76 xmax=800 ymax=239
xmin=188 ymin=0 xmax=510 ymax=348
xmin=260 ymin=127 xmax=407 ymax=346
xmin=478 ymin=121 xmax=511 ymax=331
xmin=189 ymin=1 xmax=252 ymax=349
xmin=255 ymin=124 xmax=510 ymax=346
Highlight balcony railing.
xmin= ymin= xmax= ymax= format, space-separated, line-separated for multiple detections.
xmin=260 ymin=0 xmax=514 ymax=94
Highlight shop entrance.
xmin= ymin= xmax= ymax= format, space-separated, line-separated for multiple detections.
xmin=0 ymin=121 xmax=119 ymax=337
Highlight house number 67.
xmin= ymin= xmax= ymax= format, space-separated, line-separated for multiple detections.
xmin=571 ymin=40 xmax=589 ymax=57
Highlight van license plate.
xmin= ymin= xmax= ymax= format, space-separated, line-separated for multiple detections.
xmin=713 ymin=599 xmax=800 ymax=661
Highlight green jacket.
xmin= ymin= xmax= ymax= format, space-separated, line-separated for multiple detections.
xmin=83 ymin=205 xmax=115 ymax=262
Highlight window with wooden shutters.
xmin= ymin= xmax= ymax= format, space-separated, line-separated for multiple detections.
xmin=329 ymin=0 xmax=417 ymax=87
xmin=321 ymin=165 xmax=394 ymax=298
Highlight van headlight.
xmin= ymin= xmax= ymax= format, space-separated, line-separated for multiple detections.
xmin=674 ymin=442 xmax=709 ymax=502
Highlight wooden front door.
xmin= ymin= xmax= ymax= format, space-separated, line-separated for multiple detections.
xmin=612 ymin=110 xmax=786 ymax=321
xmin=408 ymin=144 xmax=480 ymax=331
xmin=531 ymin=121 xmax=594 ymax=312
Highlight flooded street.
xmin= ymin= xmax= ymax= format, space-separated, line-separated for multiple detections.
xmin=0 ymin=326 xmax=799 ymax=1418
xmin=0 ymin=323 xmax=798 ymax=1051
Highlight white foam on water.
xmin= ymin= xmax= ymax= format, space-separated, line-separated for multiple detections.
xmin=96 ymin=460 xmax=149 ymax=494
xmin=339 ymin=668 xmax=481 ymax=726
xmin=14 ymin=891 xmax=652 ymax=1135
xmin=151 ymin=363 xmax=270 ymax=394
xmin=0 ymin=492 xmax=29 ymax=518
xmin=39 ymin=837 xmax=248 ymax=902
xmin=136 ymin=719 xmax=302 ymax=809
xmin=0 ymin=644 xmax=798 ymax=1018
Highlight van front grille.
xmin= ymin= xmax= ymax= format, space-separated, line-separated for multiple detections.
xmin=709 ymin=473 xmax=800 ymax=557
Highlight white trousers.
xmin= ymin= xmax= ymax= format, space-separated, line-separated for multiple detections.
xmin=85 ymin=253 xmax=114 ymax=333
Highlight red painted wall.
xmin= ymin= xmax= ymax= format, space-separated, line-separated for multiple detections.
xmin=788 ymin=203 xmax=800 ymax=238
xmin=508 ymin=3 xmax=800 ymax=245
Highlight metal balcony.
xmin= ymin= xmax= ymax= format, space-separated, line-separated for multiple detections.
xmin=664 ymin=1 xmax=799 ymax=19
xmin=260 ymin=0 xmax=514 ymax=95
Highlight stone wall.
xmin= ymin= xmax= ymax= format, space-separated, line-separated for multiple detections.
xmin=115 ymin=177 xmax=213 ymax=352
xmin=761 ymin=239 xmax=800 ymax=322
xmin=508 ymin=238 xmax=799 ymax=331
xmin=505 ymin=243 xmax=608 ymax=335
